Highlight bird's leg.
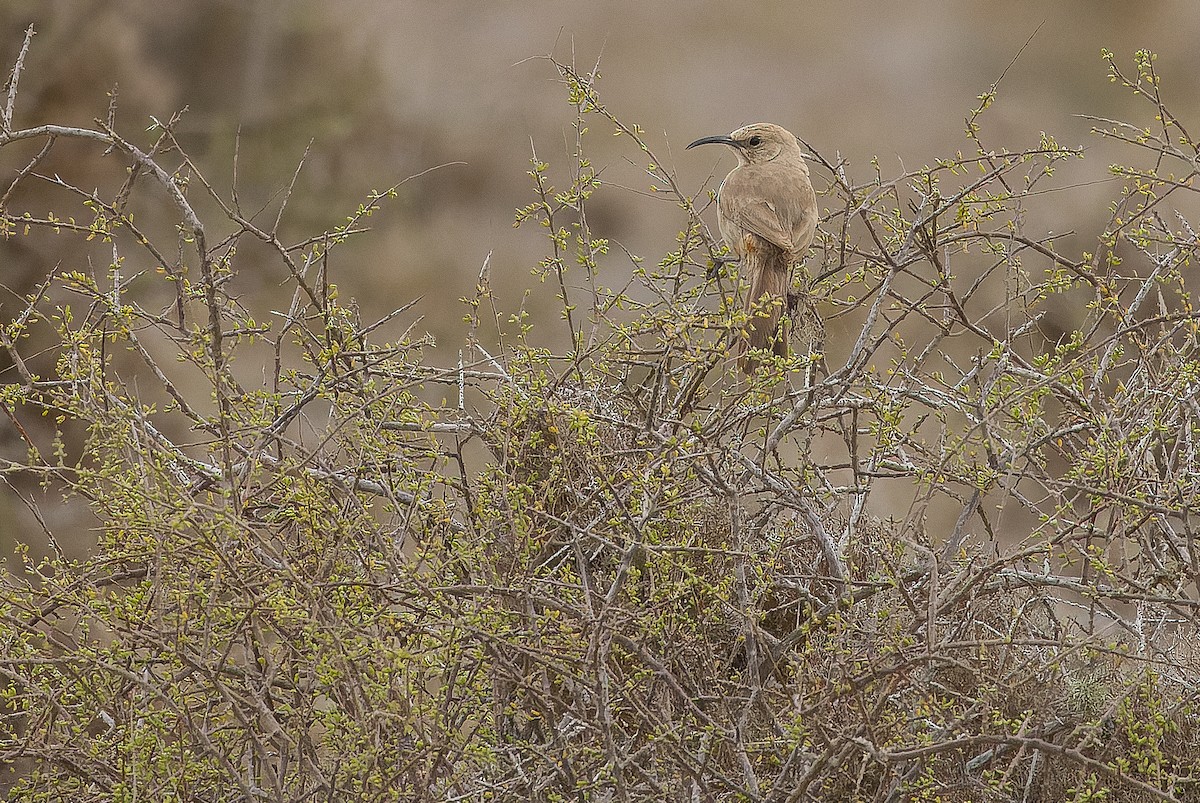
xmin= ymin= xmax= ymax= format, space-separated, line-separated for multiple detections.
xmin=707 ymin=254 xmax=738 ymax=280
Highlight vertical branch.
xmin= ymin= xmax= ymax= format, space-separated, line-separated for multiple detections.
xmin=1 ymin=25 xmax=34 ymax=133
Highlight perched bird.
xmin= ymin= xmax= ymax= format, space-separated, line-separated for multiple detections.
xmin=687 ymin=123 xmax=817 ymax=374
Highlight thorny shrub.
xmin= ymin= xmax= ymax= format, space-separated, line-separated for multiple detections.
xmin=1 ymin=27 xmax=1200 ymax=802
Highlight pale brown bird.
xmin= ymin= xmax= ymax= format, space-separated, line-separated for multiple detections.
xmin=687 ymin=123 xmax=817 ymax=374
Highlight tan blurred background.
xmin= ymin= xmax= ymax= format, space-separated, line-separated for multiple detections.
xmin=2 ymin=1 xmax=1199 ymax=551
xmin=5 ymin=2 xmax=1199 ymax=337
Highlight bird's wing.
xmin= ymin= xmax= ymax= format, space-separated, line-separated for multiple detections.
xmin=719 ymin=169 xmax=797 ymax=253
xmin=733 ymin=200 xmax=794 ymax=253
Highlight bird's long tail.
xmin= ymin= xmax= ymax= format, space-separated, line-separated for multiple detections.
xmin=740 ymin=241 xmax=791 ymax=375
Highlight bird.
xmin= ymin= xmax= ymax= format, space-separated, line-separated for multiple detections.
xmin=687 ymin=123 xmax=817 ymax=374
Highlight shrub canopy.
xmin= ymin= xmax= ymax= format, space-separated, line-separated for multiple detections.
xmin=2 ymin=37 xmax=1200 ymax=802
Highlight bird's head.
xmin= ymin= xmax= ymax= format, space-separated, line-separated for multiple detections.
xmin=686 ymin=122 xmax=801 ymax=166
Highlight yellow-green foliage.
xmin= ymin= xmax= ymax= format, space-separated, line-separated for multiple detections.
xmin=2 ymin=44 xmax=1200 ymax=802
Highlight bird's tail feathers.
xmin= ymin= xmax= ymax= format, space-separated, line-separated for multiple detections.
xmin=739 ymin=246 xmax=790 ymax=375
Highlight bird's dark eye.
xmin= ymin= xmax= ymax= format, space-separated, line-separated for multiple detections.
xmin=748 ymin=136 xmax=763 ymax=147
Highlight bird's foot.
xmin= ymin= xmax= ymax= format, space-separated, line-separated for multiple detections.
xmin=707 ymin=255 xmax=738 ymax=280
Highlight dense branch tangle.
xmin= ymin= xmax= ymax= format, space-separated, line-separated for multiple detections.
xmin=3 ymin=32 xmax=1200 ymax=802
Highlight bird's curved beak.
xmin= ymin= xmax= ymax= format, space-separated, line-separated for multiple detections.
xmin=686 ymin=134 xmax=738 ymax=150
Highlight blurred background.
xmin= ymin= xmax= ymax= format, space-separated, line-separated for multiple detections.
xmin=2 ymin=1 xmax=1200 ymax=552
xmin=5 ymin=2 xmax=1200 ymax=340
